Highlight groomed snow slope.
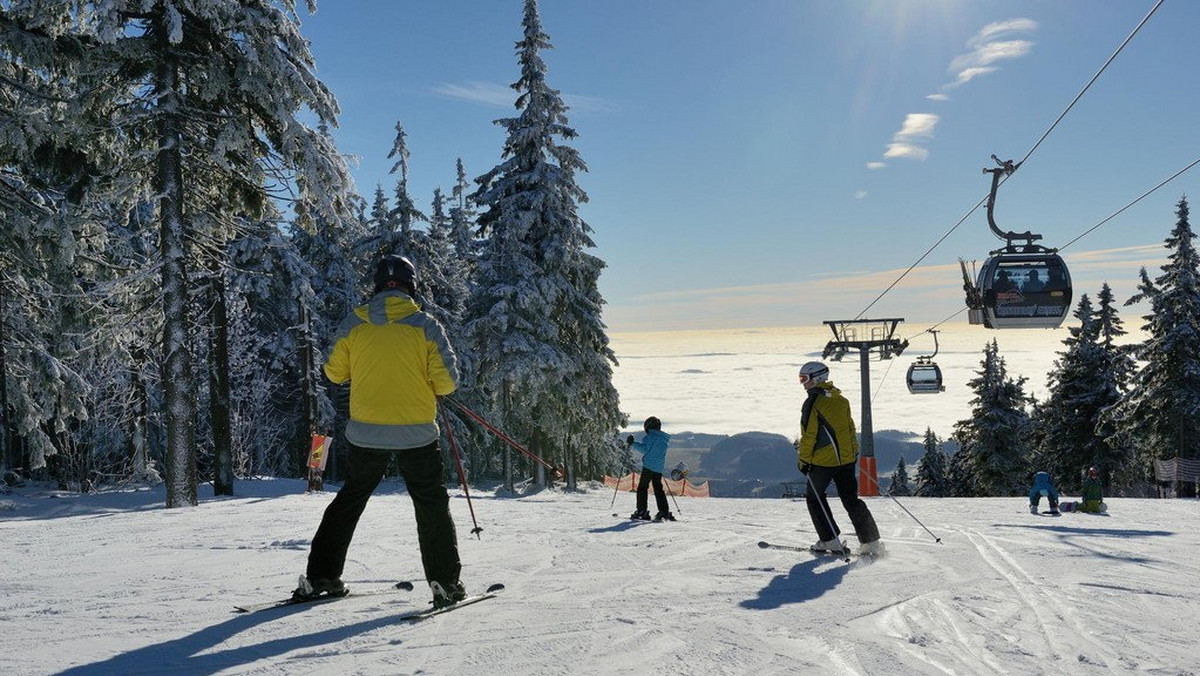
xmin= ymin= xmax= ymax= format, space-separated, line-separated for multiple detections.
xmin=2 ymin=481 xmax=1197 ymax=675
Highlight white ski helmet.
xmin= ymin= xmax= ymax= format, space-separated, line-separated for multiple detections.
xmin=798 ymin=361 xmax=830 ymax=385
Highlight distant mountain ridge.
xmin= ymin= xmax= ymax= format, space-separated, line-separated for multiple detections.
xmin=661 ymin=429 xmax=958 ymax=498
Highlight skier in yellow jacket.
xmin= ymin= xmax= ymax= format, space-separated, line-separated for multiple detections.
xmin=796 ymin=361 xmax=884 ymax=557
xmin=297 ymin=255 xmax=465 ymax=609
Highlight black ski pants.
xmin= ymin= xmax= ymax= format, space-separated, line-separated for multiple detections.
xmin=636 ymin=468 xmax=670 ymax=515
xmin=805 ymin=462 xmax=880 ymax=544
xmin=307 ymin=441 xmax=460 ymax=587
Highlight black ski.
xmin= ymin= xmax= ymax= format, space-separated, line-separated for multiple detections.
xmin=395 ymin=583 xmax=505 ymax=623
xmin=613 ymin=513 xmax=653 ymax=521
xmin=234 ymin=580 xmax=415 ymax=614
xmin=757 ymin=540 xmax=853 ymax=561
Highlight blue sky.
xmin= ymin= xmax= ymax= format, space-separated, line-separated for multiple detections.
xmin=297 ymin=1 xmax=1200 ymax=333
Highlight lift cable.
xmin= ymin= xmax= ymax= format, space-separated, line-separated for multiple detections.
xmin=1058 ymin=155 xmax=1200 ymax=252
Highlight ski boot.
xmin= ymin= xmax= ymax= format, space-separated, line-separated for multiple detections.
xmin=292 ymin=576 xmax=347 ymax=601
xmin=653 ymin=511 xmax=676 ymax=522
xmin=857 ymin=540 xmax=886 ymax=557
xmin=810 ymin=538 xmax=848 ymax=554
xmin=629 ymin=509 xmax=652 ymax=521
xmin=430 ymin=580 xmax=467 ymax=609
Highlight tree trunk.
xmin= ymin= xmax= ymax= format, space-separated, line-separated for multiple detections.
xmin=129 ymin=345 xmax=149 ymax=478
xmin=566 ymin=443 xmax=576 ymax=491
xmin=208 ymin=266 xmax=234 ymax=496
xmin=155 ymin=29 xmax=197 ymax=508
xmin=502 ymin=382 xmax=513 ymax=493
xmin=298 ymin=300 xmax=322 ymax=491
xmin=0 ymin=273 xmax=13 ymax=473
xmin=533 ymin=428 xmax=545 ymax=486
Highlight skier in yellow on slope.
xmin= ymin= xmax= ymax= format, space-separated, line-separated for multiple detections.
xmin=796 ymin=361 xmax=883 ymax=557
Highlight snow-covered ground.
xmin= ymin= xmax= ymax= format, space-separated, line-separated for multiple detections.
xmin=3 ymin=480 xmax=1197 ymax=675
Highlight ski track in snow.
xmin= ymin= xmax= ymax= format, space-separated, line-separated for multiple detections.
xmin=2 ymin=484 xmax=1199 ymax=675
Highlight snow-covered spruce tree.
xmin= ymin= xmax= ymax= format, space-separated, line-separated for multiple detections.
xmin=1034 ymin=288 xmax=1133 ymax=493
xmin=952 ymin=340 xmax=1034 ymax=496
xmin=465 ymin=0 xmax=624 ymax=490
xmin=1105 ymin=197 xmax=1200 ymax=489
xmin=945 ymin=446 xmax=973 ymax=497
xmin=388 ymin=121 xmax=428 ymax=249
xmin=228 ymin=219 xmax=320 ymax=479
xmin=0 ymin=8 xmax=139 ymax=480
xmin=361 ymin=185 xmax=401 ymax=264
xmin=82 ymin=1 xmax=354 ymax=507
xmin=442 ymin=158 xmax=493 ymax=478
xmin=355 ymin=122 xmax=430 ymax=276
xmin=416 ymin=188 xmax=473 ymax=482
xmin=1091 ymin=282 xmax=1137 ymax=489
xmin=888 ymin=455 xmax=911 ymax=496
xmin=291 ymin=191 xmax=370 ymax=481
xmin=449 ymin=158 xmax=479 ymax=272
xmin=423 ymin=188 xmax=469 ymax=344
xmin=913 ymin=427 xmax=951 ymax=497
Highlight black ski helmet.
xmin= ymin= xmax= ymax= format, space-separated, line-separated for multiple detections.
xmin=644 ymin=416 xmax=661 ymax=432
xmin=373 ymin=254 xmax=416 ymax=294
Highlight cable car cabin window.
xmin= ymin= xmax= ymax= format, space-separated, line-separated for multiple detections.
xmin=907 ymin=362 xmax=944 ymax=394
xmin=978 ymin=254 xmax=1072 ymax=329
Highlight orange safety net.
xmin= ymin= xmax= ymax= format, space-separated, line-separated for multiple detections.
xmin=603 ymin=472 xmax=710 ymax=498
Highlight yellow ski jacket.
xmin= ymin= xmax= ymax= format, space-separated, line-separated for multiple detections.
xmin=324 ymin=291 xmax=458 ymax=450
xmin=797 ymin=382 xmax=859 ymax=468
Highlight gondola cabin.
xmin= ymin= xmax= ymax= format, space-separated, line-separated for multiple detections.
xmin=906 ymin=358 xmax=944 ymax=394
xmin=975 ymin=252 xmax=1072 ymax=329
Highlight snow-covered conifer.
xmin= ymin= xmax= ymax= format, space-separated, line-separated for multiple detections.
xmin=465 ymin=0 xmax=624 ymax=489
xmin=1106 ymin=197 xmax=1200 ymax=485
xmin=952 ymin=340 xmax=1034 ymax=496
xmin=888 ymin=456 xmax=912 ymax=496
xmin=913 ymin=427 xmax=951 ymax=497
xmin=1035 ymin=286 xmax=1135 ymax=493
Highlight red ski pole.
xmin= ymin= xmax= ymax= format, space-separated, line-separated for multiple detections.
xmin=446 ymin=397 xmax=555 ymax=471
xmin=440 ymin=409 xmax=483 ymax=538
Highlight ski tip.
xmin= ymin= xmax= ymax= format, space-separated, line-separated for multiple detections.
xmin=756 ymin=541 xmax=770 ymax=549
xmin=395 ymin=581 xmax=415 ymax=591
xmin=485 ymin=583 xmax=505 ymax=593
xmin=233 ymin=607 xmax=250 ymax=614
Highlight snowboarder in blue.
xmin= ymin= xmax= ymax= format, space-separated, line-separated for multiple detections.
xmin=1029 ymin=471 xmax=1060 ymax=514
xmin=625 ymin=416 xmax=674 ymax=522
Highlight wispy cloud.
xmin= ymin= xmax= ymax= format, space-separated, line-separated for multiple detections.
xmin=432 ymin=81 xmax=513 ymax=107
xmin=563 ymin=93 xmax=622 ymax=114
xmin=432 ymin=81 xmax=620 ymax=113
xmin=855 ymin=190 xmax=868 ymax=200
xmin=870 ymin=18 xmax=1036 ymax=172
xmin=942 ymin=18 xmax=1037 ymax=91
xmin=883 ymin=113 xmax=939 ymax=161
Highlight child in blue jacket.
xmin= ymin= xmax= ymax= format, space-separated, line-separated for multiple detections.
xmin=626 ymin=417 xmax=674 ymax=522
xmin=1029 ymin=471 xmax=1060 ymax=514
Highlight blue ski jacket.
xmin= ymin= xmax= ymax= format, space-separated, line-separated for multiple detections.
xmin=631 ymin=429 xmax=670 ymax=474
xmin=1029 ymin=471 xmax=1058 ymax=502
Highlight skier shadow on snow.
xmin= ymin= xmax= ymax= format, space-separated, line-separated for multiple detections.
xmin=996 ymin=523 xmax=1175 ymax=564
xmin=996 ymin=523 xmax=1174 ymax=539
xmin=51 ymin=604 xmax=416 ymax=676
xmin=738 ymin=557 xmax=851 ymax=610
xmin=588 ymin=521 xmax=654 ymax=534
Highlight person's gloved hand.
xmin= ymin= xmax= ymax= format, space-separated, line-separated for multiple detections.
xmin=799 ymin=462 xmax=812 ymax=475
xmin=625 ymin=435 xmax=635 ymax=447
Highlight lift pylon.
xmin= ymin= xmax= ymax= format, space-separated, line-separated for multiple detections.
xmin=821 ymin=318 xmax=907 ymax=496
